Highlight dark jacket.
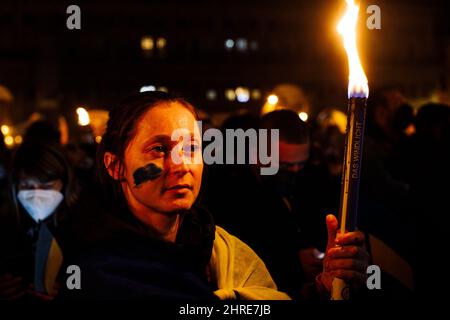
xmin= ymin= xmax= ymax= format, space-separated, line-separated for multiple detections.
xmin=61 ymin=203 xmax=218 ymax=300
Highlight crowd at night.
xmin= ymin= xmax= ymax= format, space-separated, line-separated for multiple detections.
xmin=0 ymin=0 xmax=449 ymax=309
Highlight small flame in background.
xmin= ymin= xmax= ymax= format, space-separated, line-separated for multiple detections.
xmin=76 ymin=107 xmax=90 ymax=126
xmin=337 ymin=0 xmax=369 ymax=98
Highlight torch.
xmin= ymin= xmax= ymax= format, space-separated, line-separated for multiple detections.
xmin=332 ymin=0 xmax=369 ymax=300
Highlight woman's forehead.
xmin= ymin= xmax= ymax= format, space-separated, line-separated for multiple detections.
xmin=136 ymin=102 xmax=199 ymax=137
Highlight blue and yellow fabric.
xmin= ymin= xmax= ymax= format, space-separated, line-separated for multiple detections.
xmin=34 ymin=223 xmax=63 ymax=295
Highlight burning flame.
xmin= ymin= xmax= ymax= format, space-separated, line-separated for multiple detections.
xmin=337 ymin=0 xmax=369 ymax=98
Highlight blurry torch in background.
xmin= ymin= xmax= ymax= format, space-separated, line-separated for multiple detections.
xmin=76 ymin=107 xmax=90 ymax=126
xmin=75 ymin=107 xmax=109 ymax=144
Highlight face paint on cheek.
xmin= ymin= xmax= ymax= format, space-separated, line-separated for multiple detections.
xmin=133 ymin=163 xmax=163 ymax=187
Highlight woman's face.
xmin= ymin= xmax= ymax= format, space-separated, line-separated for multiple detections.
xmin=118 ymin=102 xmax=203 ymax=216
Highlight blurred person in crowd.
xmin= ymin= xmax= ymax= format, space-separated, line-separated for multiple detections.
xmin=404 ymin=103 xmax=450 ymax=298
xmin=63 ymin=92 xmax=368 ymax=300
xmin=0 ymin=129 xmax=10 ymax=184
xmin=362 ymin=88 xmax=411 ymax=205
xmin=206 ymin=109 xmax=369 ymax=299
xmin=202 ymin=113 xmax=260 ymax=195
xmin=392 ymin=103 xmax=415 ymax=138
xmin=23 ymin=120 xmax=61 ymax=146
xmin=388 ymin=103 xmax=416 ymax=183
xmin=0 ymin=131 xmax=9 ymax=175
xmin=366 ymin=87 xmax=407 ymax=145
xmin=260 ymin=110 xmax=327 ymax=286
xmin=360 ymin=88 xmax=411 ymax=233
xmin=65 ymin=141 xmax=96 ymax=192
xmin=309 ymin=108 xmax=347 ymax=220
xmin=359 ymin=90 xmax=419 ymax=298
xmin=0 ymin=141 xmax=80 ymax=300
xmin=0 ymin=131 xmax=12 ymax=228
xmin=303 ymin=110 xmax=350 ymax=283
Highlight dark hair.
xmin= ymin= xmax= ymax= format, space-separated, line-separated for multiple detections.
xmin=393 ymin=103 xmax=414 ymax=132
xmin=0 ymin=131 xmax=6 ymax=153
xmin=415 ymin=103 xmax=450 ymax=140
xmin=260 ymin=109 xmax=310 ymax=144
xmin=97 ymin=91 xmax=198 ymax=199
xmin=12 ymin=141 xmax=80 ymax=208
xmin=23 ymin=120 xmax=61 ymax=145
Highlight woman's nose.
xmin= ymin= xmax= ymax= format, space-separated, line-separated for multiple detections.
xmin=168 ymin=146 xmax=189 ymax=175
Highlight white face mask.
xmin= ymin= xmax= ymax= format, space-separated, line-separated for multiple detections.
xmin=17 ymin=190 xmax=64 ymax=223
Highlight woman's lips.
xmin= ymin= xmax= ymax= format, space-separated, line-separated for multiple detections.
xmin=164 ymin=184 xmax=192 ymax=192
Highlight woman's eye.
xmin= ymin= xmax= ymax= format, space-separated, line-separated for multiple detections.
xmin=149 ymin=145 xmax=167 ymax=155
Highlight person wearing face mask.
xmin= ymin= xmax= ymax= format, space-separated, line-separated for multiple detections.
xmin=206 ymin=110 xmax=312 ymax=298
xmin=260 ymin=111 xmax=338 ymax=286
xmin=205 ymin=109 xmax=369 ymax=299
xmin=0 ymin=141 xmax=80 ymax=300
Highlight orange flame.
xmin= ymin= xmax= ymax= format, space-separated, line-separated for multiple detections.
xmin=337 ymin=0 xmax=369 ymax=98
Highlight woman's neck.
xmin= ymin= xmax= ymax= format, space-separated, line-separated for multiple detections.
xmin=122 ymin=186 xmax=182 ymax=243
xmin=133 ymin=209 xmax=181 ymax=242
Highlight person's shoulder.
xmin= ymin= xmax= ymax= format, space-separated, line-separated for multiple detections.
xmin=213 ymin=226 xmax=259 ymax=259
xmin=214 ymin=225 xmax=237 ymax=245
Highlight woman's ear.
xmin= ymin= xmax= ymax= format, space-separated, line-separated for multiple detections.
xmin=104 ymin=152 xmax=121 ymax=180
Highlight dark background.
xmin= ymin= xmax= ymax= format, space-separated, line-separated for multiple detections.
xmin=0 ymin=0 xmax=449 ymax=128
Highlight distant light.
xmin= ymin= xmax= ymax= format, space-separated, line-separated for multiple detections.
xmin=225 ymin=39 xmax=234 ymax=50
xmin=331 ymin=110 xmax=347 ymax=133
xmin=76 ymin=107 xmax=90 ymax=126
xmin=157 ymin=86 xmax=168 ymax=93
xmin=140 ymin=85 xmax=156 ymax=93
xmin=251 ymin=89 xmax=262 ymax=100
xmin=95 ymin=136 xmax=102 ymax=144
xmin=236 ymin=38 xmax=248 ymax=51
xmin=4 ymin=136 xmax=13 ymax=146
xmin=261 ymin=103 xmax=277 ymax=116
xmin=235 ymin=87 xmax=250 ymax=103
xmin=267 ymin=94 xmax=279 ymax=105
xmin=14 ymin=135 xmax=23 ymax=144
xmin=225 ymin=89 xmax=236 ymax=101
xmin=405 ymin=123 xmax=416 ymax=137
xmin=156 ymin=37 xmax=167 ymax=50
xmin=141 ymin=36 xmax=154 ymax=51
xmin=317 ymin=109 xmax=347 ymax=134
xmin=206 ymin=90 xmax=217 ymax=101
xmin=298 ymin=112 xmax=309 ymax=122
xmin=1 ymin=125 xmax=9 ymax=135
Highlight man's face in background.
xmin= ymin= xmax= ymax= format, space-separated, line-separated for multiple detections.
xmin=278 ymin=141 xmax=310 ymax=173
xmin=263 ymin=140 xmax=310 ymax=198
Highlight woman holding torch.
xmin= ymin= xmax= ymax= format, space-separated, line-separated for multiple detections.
xmin=60 ymin=91 xmax=368 ymax=300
